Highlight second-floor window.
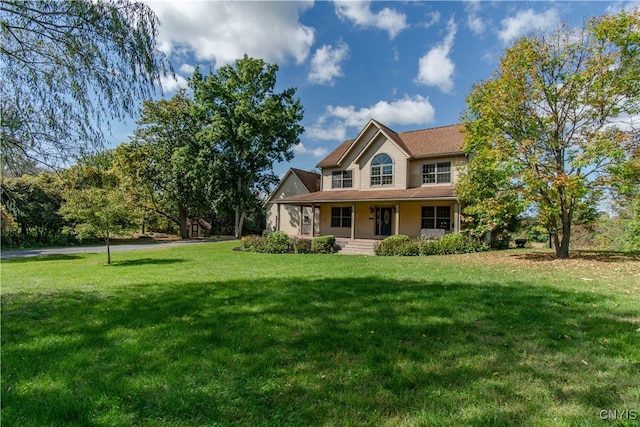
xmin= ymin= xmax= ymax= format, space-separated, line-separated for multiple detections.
xmin=371 ymin=153 xmax=393 ymax=186
xmin=332 ymin=170 xmax=353 ymax=188
xmin=422 ymin=161 xmax=451 ymax=184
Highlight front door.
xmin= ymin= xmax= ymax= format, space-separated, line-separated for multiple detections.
xmin=376 ymin=207 xmax=393 ymax=236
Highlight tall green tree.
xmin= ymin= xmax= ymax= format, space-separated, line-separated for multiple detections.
xmin=60 ymin=154 xmax=135 ymax=264
xmin=1 ymin=173 xmax=65 ymax=244
xmin=0 ymin=0 xmax=169 ymax=172
xmin=459 ymin=10 xmax=639 ymax=258
xmin=455 ymin=144 xmax=523 ymax=248
xmin=607 ymin=128 xmax=640 ymax=251
xmin=118 ymin=90 xmax=205 ymax=239
xmin=191 ymin=56 xmax=304 ymax=238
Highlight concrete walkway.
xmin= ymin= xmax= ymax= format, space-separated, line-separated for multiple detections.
xmin=0 ymin=239 xmax=218 ymax=259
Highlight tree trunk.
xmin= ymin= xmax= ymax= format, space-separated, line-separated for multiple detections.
xmin=234 ymin=176 xmax=243 ymax=238
xmin=179 ymin=207 xmax=189 ymax=239
xmin=234 ymin=204 xmax=246 ymax=238
xmin=106 ymin=233 xmax=111 ymax=265
xmin=555 ymin=217 xmax=572 ymax=259
xmin=235 ymin=209 xmax=246 ymax=239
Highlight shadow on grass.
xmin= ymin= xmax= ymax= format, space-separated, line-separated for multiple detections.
xmin=109 ymin=258 xmax=186 ymax=267
xmin=510 ymin=249 xmax=640 ymax=263
xmin=2 ymin=277 xmax=638 ymax=426
xmin=0 ymin=254 xmax=84 ymax=263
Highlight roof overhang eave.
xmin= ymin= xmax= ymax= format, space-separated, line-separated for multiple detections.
xmin=409 ymin=151 xmax=466 ymax=160
xmin=274 ymin=196 xmax=459 ymax=205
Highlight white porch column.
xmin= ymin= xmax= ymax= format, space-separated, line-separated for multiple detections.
xmin=350 ymin=204 xmax=356 ymax=239
xmin=311 ymin=204 xmax=316 ymax=237
xmin=455 ymin=202 xmax=461 ymax=232
xmin=276 ymin=203 xmax=281 ymax=232
xmin=299 ymin=205 xmax=303 ymax=235
xmin=395 ymin=204 xmax=400 ymax=235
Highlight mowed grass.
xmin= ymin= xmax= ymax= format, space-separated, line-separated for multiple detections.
xmin=1 ymin=241 xmax=639 ymax=426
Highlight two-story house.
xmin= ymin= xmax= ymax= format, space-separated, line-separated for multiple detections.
xmin=265 ymin=119 xmax=466 ymax=240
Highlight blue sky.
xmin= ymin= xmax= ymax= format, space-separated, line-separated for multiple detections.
xmin=112 ymin=1 xmax=636 ymax=177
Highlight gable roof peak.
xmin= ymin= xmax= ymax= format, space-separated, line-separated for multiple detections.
xmin=316 ymin=120 xmax=464 ymax=168
xmin=290 ymin=168 xmax=320 ymax=193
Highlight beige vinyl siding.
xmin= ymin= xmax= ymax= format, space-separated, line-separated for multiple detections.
xmin=397 ymin=202 xmax=422 ymax=237
xmin=408 ymin=155 xmax=467 ymax=188
xmin=322 ymin=167 xmax=359 ymax=191
xmin=321 ymin=168 xmax=336 ymax=192
xmin=354 ymin=203 xmax=376 ymax=239
xmin=358 ymin=134 xmax=408 ymax=190
xmin=320 ymin=126 xmax=379 ymax=192
xmin=266 ymin=172 xmax=316 ymax=235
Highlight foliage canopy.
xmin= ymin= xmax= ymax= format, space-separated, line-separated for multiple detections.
xmin=0 ymin=0 xmax=169 ymax=172
xmin=190 ymin=56 xmax=304 ymax=238
xmin=458 ymin=10 xmax=640 ymax=258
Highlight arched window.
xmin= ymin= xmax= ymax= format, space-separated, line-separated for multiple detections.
xmin=371 ymin=153 xmax=393 ymax=186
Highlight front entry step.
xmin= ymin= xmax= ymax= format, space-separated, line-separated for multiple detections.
xmin=337 ymin=239 xmax=377 ymax=256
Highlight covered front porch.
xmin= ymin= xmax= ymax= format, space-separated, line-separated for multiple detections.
xmin=272 ymin=200 xmax=462 ymax=240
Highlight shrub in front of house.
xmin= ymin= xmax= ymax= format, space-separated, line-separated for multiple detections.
xmin=241 ymin=235 xmax=266 ymax=252
xmin=375 ymin=234 xmax=411 ymax=256
xmin=264 ymin=231 xmax=294 ymax=254
xmin=311 ymin=235 xmax=336 ymax=254
xmin=242 ymin=234 xmax=336 ymax=254
xmin=419 ymin=233 xmax=489 ymax=255
xmin=376 ymin=233 xmax=488 ymax=256
xmin=294 ymin=238 xmax=313 ymax=254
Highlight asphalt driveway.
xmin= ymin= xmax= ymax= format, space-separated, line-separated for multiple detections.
xmin=0 ymin=239 xmax=216 ymax=259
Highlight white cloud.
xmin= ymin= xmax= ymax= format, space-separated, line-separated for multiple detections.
xmin=293 ymin=143 xmax=328 ymax=158
xmin=146 ymin=1 xmax=315 ymax=68
xmin=306 ymin=95 xmax=436 ymax=141
xmin=464 ymin=1 xmax=484 ymax=35
xmin=308 ymin=42 xmax=350 ymax=85
xmin=605 ymin=1 xmax=640 ymax=14
xmin=416 ymin=17 xmax=457 ymax=93
xmin=179 ymin=64 xmax=195 ymax=75
xmin=467 ymin=15 xmax=485 ymax=36
xmin=160 ymin=73 xmax=188 ymax=93
xmin=333 ymin=0 xmax=408 ymax=39
xmin=420 ymin=11 xmax=441 ymax=29
xmin=497 ymin=8 xmax=559 ymax=43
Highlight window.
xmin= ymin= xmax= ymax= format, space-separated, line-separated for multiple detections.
xmin=421 ymin=206 xmax=451 ymax=230
xmin=331 ymin=207 xmax=352 ymax=228
xmin=371 ymin=153 xmax=393 ymax=186
xmin=422 ymin=162 xmax=451 ymax=184
xmin=332 ymin=170 xmax=353 ymax=188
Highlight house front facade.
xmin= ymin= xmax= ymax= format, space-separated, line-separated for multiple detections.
xmin=265 ymin=119 xmax=467 ymax=240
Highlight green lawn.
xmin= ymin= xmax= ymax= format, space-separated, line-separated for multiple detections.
xmin=2 ymin=241 xmax=639 ymax=426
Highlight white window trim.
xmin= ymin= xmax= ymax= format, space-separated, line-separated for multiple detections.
xmin=371 ymin=153 xmax=394 ymax=187
xmin=331 ymin=170 xmax=353 ymax=189
xmin=422 ymin=161 xmax=452 ymax=185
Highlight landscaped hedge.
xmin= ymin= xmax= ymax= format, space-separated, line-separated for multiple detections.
xmin=311 ymin=235 xmax=336 ymax=254
xmin=241 ymin=233 xmax=336 ymax=254
xmin=375 ymin=233 xmax=489 ymax=256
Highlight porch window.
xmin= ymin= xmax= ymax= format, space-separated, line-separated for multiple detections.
xmin=421 ymin=206 xmax=451 ymax=230
xmin=331 ymin=207 xmax=352 ymax=228
xmin=332 ymin=170 xmax=353 ymax=188
xmin=422 ymin=162 xmax=451 ymax=184
xmin=371 ymin=153 xmax=393 ymax=186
